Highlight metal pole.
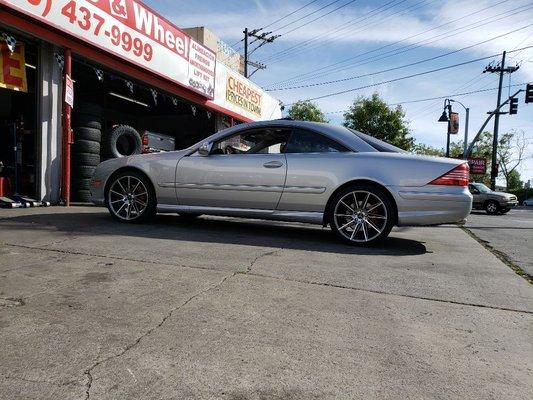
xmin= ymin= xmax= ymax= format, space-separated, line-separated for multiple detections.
xmin=62 ymin=48 xmax=72 ymax=206
xmin=243 ymin=28 xmax=248 ymax=78
xmin=445 ymin=101 xmax=452 ymax=157
xmin=463 ymin=108 xmax=470 ymax=159
xmin=491 ymin=51 xmax=506 ymax=190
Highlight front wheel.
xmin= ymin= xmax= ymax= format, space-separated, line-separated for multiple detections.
xmin=106 ymin=171 xmax=156 ymax=223
xmin=328 ymin=184 xmax=394 ymax=245
xmin=485 ymin=201 xmax=500 ymax=215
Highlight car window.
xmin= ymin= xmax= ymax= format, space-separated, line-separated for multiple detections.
xmin=211 ymin=128 xmax=291 ymax=155
xmin=285 ymin=129 xmax=349 ymax=154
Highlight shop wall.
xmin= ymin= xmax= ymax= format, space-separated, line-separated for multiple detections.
xmin=36 ymin=43 xmax=62 ymax=203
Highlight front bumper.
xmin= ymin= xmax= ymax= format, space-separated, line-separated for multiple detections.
xmin=500 ymin=200 xmax=518 ymax=208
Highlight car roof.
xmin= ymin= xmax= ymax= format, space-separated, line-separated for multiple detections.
xmin=205 ymin=119 xmax=378 ymax=153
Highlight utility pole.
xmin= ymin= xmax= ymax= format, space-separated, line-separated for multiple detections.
xmin=242 ymin=28 xmax=279 ymax=78
xmin=483 ymin=51 xmax=519 ymax=190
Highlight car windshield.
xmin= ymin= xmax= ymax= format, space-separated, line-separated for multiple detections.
xmin=347 ymin=129 xmax=406 ymax=153
xmin=472 ymin=183 xmax=491 ymax=193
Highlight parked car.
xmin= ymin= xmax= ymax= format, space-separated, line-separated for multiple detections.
xmin=468 ymin=182 xmax=518 ymax=214
xmin=523 ymin=198 xmax=533 ymax=206
xmin=90 ymin=120 xmax=472 ymax=245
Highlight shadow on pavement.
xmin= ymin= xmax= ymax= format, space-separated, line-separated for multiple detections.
xmin=0 ymin=210 xmax=428 ymax=256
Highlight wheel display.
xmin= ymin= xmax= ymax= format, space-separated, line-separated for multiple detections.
xmin=75 ymin=127 xmax=101 ymax=142
xmin=103 ymin=125 xmax=142 ymax=159
xmin=72 ymin=103 xmax=103 ymax=202
xmin=485 ymin=201 xmax=500 ymax=215
xmin=106 ymin=171 xmax=156 ymax=222
xmin=72 ymin=139 xmax=100 ymax=154
xmin=328 ymin=183 xmax=394 ymax=245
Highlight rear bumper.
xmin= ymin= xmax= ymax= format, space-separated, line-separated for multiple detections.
xmin=392 ymin=186 xmax=472 ymax=226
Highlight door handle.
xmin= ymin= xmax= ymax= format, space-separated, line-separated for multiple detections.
xmin=263 ymin=161 xmax=284 ymax=168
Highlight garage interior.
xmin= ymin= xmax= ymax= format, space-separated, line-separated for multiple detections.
xmin=69 ymin=58 xmax=228 ymax=202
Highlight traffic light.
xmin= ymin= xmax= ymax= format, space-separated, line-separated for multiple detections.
xmin=509 ymin=97 xmax=518 ymax=115
xmin=526 ymin=84 xmax=533 ymax=104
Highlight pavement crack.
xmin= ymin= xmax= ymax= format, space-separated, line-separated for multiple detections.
xmin=82 ymin=272 xmax=233 ymax=399
xmin=248 ymin=272 xmax=533 ymax=315
xmin=237 ymin=250 xmax=280 ymax=275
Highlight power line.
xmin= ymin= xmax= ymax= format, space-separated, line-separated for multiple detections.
xmin=268 ymin=23 xmax=533 ymax=91
xmin=284 ymin=46 xmax=533 ymax=104
xmin=277 ymin=0 xmax=360 ymax=37
xmin=262 ymin=0 xmax=322 ymax=30
xmin=262 ymin=0 xmax=421 ymax=64
xmin=266 ymin=0 xmax=516 ymax=87
xmin=272 ymin=0 xmax=344 ymax=33
xmin=322 ymin=82 xmax=528 ymax=115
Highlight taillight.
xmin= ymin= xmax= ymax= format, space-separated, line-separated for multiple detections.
xmin=429 ymin=163 xmax=469 ymax=187
xmin=142 ymin=134 xmax=149 ymax=146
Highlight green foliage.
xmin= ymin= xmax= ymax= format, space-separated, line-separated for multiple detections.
xmin=287 ymin=100 xmax=328 ymax=123
xmin=509 ymin=188 xmax=530 ymax=203
xmin=343 ymin=93 xmax=414 ymax=151
xmin=413 ymin=144 xmax=444 ymax=157
xmin=506 ymin=169 xmax=523 ymax=190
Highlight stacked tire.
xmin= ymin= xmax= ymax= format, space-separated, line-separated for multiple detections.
xmin=71 ymin=103 xmax=103 ymax=202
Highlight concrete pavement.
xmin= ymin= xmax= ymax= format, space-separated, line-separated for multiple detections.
xmin=0 ymin=207 xmax=532 ymax=399
xmin=466 ymin=208 xmax=533 ymax=277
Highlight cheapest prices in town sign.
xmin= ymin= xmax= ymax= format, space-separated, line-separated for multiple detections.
xmin=2 ymin=0 xmax=216 ymax=99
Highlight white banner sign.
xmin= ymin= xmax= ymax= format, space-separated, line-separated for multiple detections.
xmin=2 ymin=0 xmax=216 ymax=99
xmin=212 ymin=63 xmax=282 ymax=121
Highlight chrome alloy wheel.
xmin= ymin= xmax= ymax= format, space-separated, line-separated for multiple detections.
xmin=107 ymin=175 xmax=148 ymax=221
xmin=333 ymin=190 xmax=388 ymax=243
xmin=486 ymin=202 xmax=498 ymax=213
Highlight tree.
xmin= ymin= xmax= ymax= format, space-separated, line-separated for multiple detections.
xmin=497 ymin=130 xmax=528 ymax=191
xmin=413 ymin=144 xmax=444 ymax=157
xmin=506 ymin=169 xmax=523 ymax=190
xmin=343 ymin=93 xmax=414 ymax=151
xmin=287 ymin=100 xmax=328 ymax=123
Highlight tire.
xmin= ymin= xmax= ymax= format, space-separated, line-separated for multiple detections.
xmin=73 ymin=114 xmax=102 ymax=130
xmin=103 ymin=125 xmax=142 ymax=159
xmin=74 ymin=153 xmax=101 ymax=167
xmin=485 ymin=200 xmax=500 ymax=215
xmin=73 ymin=189 xmax=92 ymax=203
xmin=500 ymin=208 xmax=511 ymax=214
xmin=105 ymin=170 xmax=156 ymax=223
xmin=73 ymin=139 xmax=100 ymax=154
xmin=74 ymin=127 xmax=101 ymax=142
xmin=328 ymin=183 xmax=394 ymax=245
xmin=72 ymin=165 xmax=96 ymax=179
xmin=73 ymin=178 xmax=92 ymax=191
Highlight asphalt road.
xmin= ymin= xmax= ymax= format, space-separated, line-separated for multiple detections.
xmin=0 ymin=206 xmax=532 ymax=400
xmin=466 ymin=207 xmax=533 ymax=277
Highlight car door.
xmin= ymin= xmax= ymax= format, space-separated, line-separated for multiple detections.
xmin=175 ymin=128 xmax=291 ymax=210
xmin=468 ymin=184 xmax=482 ymax=207
xmin=277 ymin=128 xmax=352 ymax=212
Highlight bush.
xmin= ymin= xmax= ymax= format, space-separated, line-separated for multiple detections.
xmin=509 ymin=188 xmax=531 ymax=203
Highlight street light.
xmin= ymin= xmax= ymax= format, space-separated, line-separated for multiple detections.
xmin=437 ymin=99 xmax=470 ymax=159
xmin=449 ymin=99 xmax=470 ymax=160
xmin=437 ymin=99 xmax=452 ymax=157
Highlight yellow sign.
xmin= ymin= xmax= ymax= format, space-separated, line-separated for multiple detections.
xmin=0 ymin=42 xmax=27 ymax=93
xmin=226 ymin=75 xmax=262 ymax=117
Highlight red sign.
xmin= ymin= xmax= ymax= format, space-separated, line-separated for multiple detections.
xmin=468 ymin=157 xmax=487 ymax=175
xmin=3 ymin=0 xmax=216 ymax=99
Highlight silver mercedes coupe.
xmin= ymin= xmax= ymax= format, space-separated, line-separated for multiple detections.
xmin=90 ymin=119 xmax=472 ymax=245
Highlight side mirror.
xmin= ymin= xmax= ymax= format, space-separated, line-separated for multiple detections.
xmin=198 ymin=142 xmax=212 ymax=156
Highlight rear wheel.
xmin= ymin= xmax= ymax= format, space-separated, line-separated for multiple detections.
xmin=106 ymin=171 xmax=156 ymax=223
xmin=485 ymin=201 xmax=500 ymax=215
xmin=328 ymin=184 xmax=394 ymax=245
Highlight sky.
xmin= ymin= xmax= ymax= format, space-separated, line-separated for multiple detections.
xmin=147 ymin=0 xmax=533 ymax=187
